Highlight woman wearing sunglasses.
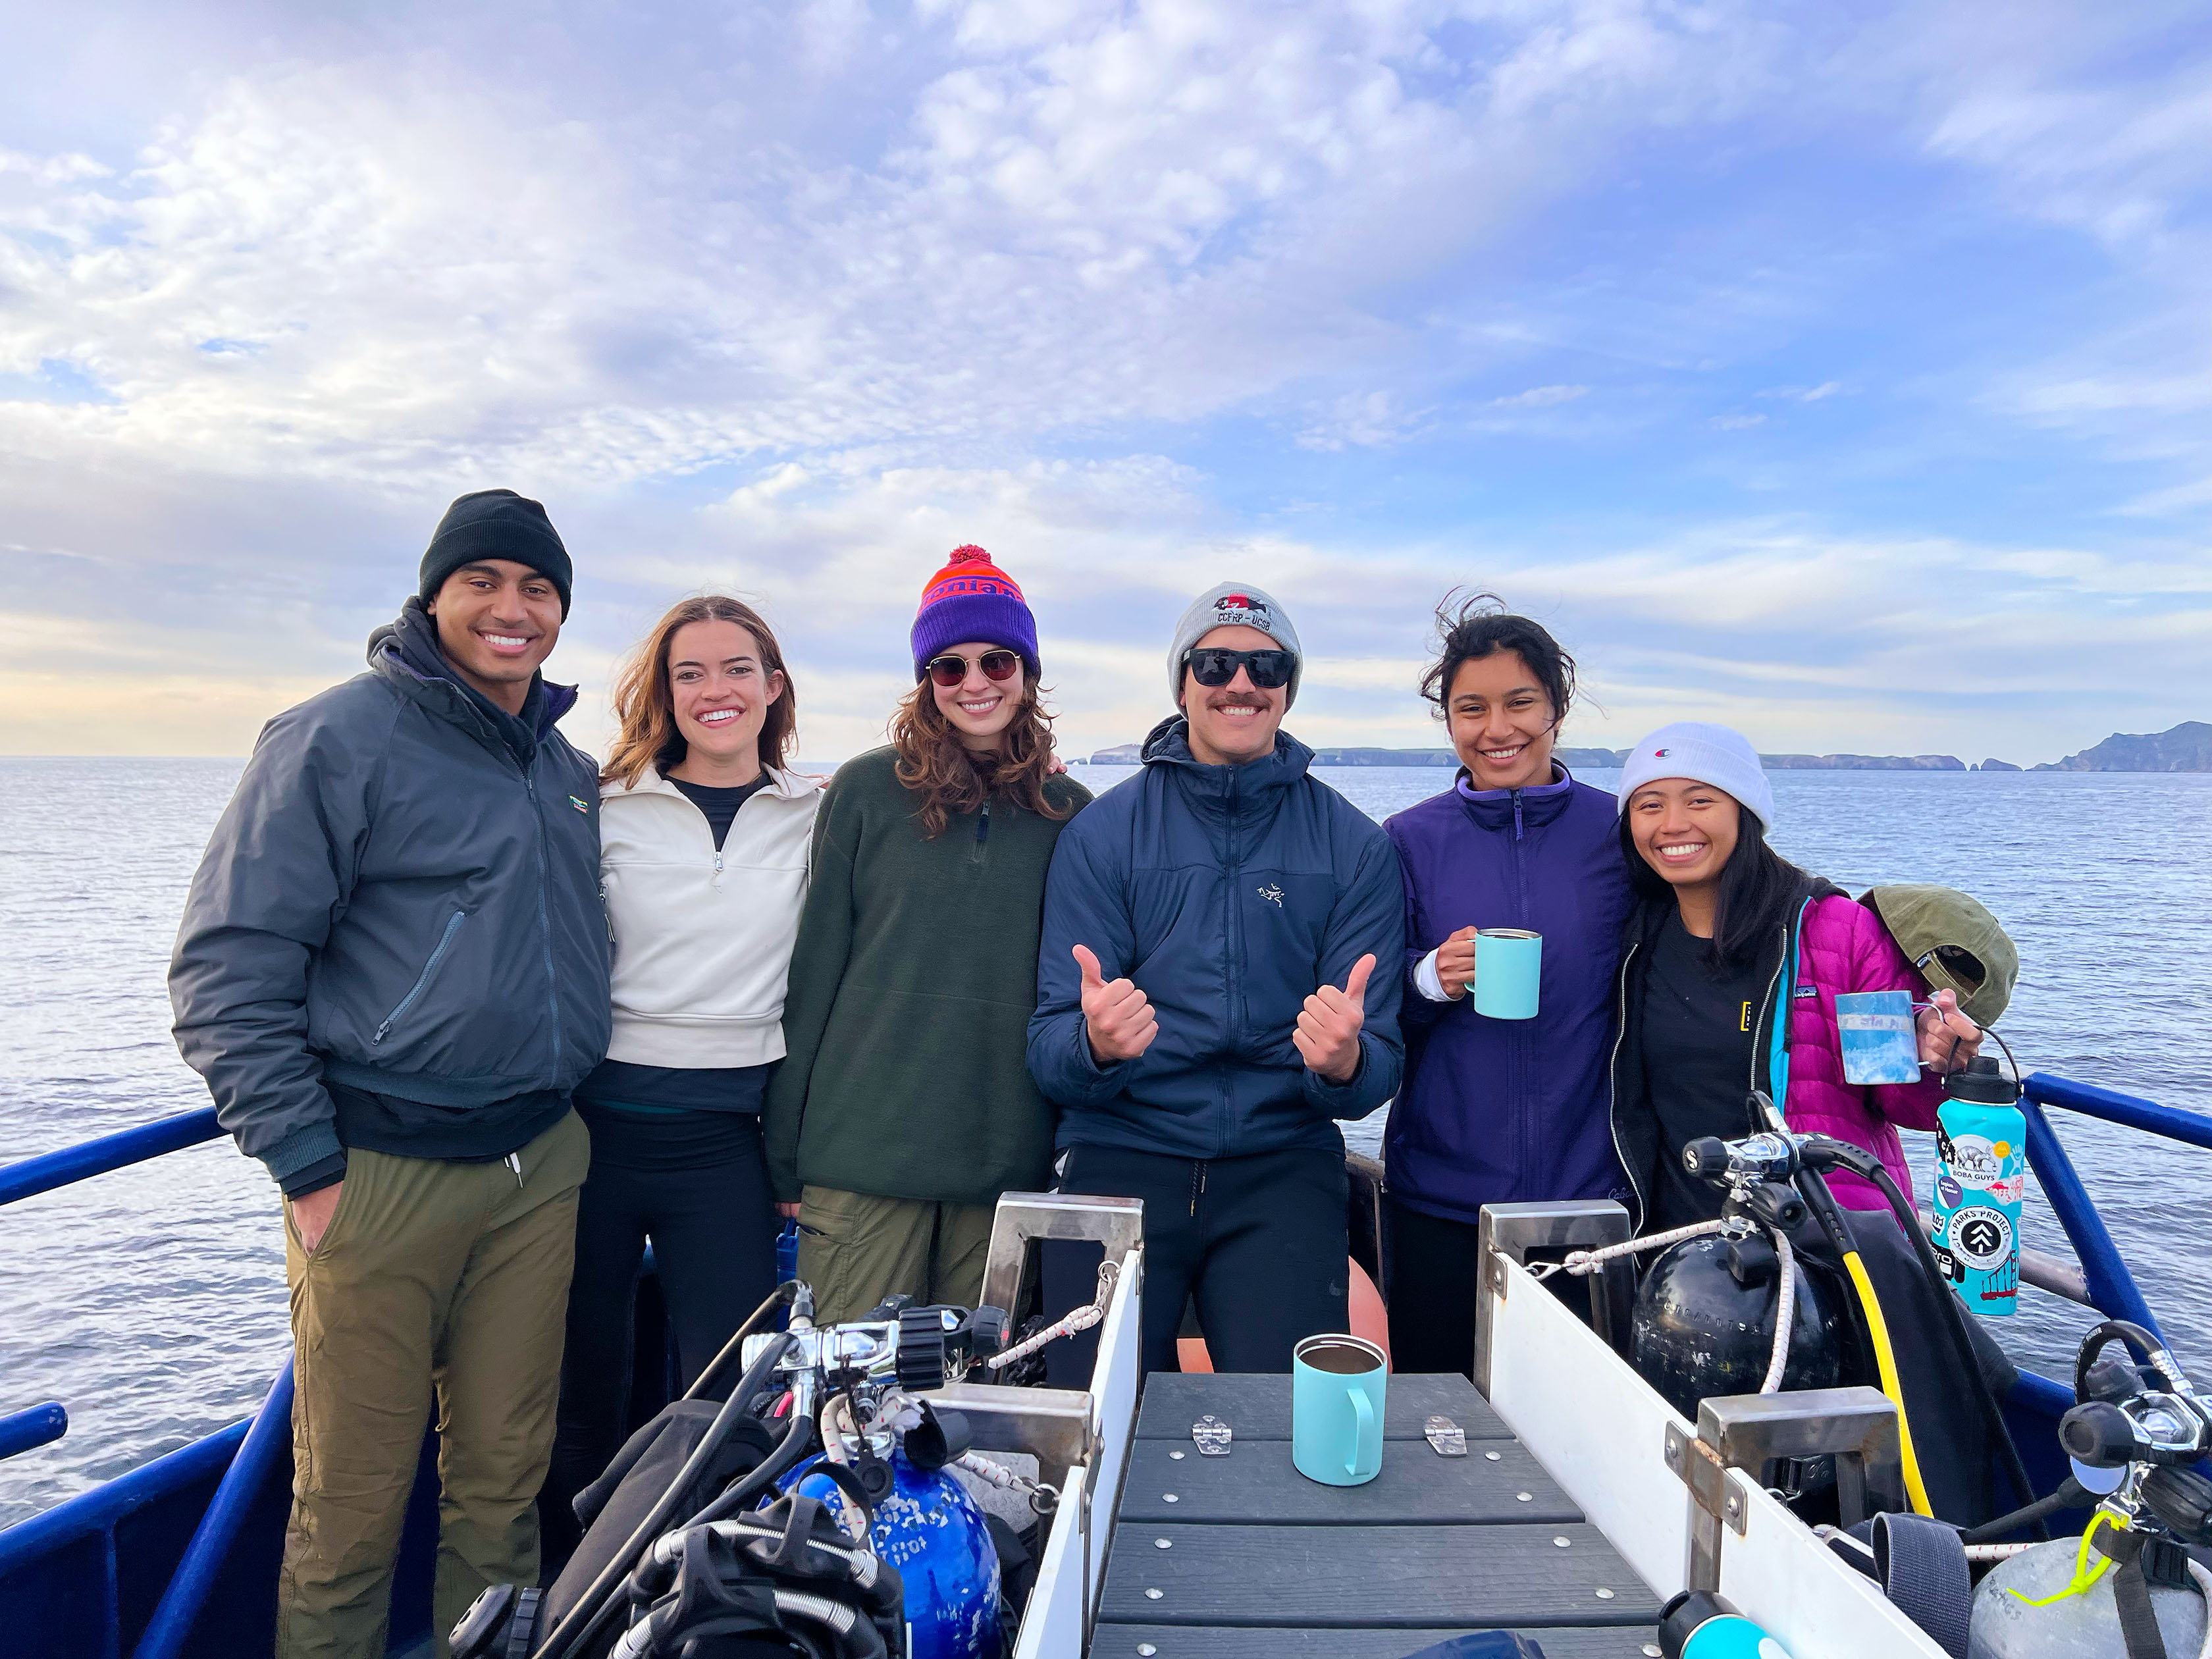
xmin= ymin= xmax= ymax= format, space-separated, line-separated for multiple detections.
xmin=1379 ymin=594 xmax=1633 ymax=1377
xmin=764 ymin=546 xmax=1090 ymax=1322
xmin=543 ymin=594 xmax=816 ymax=1571
xmin=1610 ymin=722 xmax=1983 ymax=1232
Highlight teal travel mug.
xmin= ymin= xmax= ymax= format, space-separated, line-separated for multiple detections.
xmin=1292 ymin=1334 xmax=1387 ymax=1486
xmin=1472 ymin=929 xmax=1542 ymax=1020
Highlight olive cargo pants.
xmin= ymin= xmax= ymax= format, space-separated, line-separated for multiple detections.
xmin=793 ymin=1186 xmax=996 ymax=1325
xmin=278 ymin=1111 xmax=589 ymax=1659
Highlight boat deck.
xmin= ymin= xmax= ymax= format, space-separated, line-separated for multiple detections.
xmin=1095 ymin=1373 xmax=1662 ymax=1659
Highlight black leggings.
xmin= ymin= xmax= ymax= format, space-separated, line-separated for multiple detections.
xmin=1382 ymin=1194 xmax=1483 ymax=1379
xmin=540 ymin=1110 xmax=776 ymax=1573
xmin=1043 ymin=1143 xmax=1348 ymax=1379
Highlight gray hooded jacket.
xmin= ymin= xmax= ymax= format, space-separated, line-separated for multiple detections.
xmin=169 ymin=602 xmax=612 ymax=1188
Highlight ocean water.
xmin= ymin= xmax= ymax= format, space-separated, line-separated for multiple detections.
xmin=1 ymin=756 xmax=2209 ymax=1526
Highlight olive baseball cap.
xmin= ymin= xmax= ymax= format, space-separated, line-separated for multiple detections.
xmin=1862 ymin=884 xmax=2019 ymax=1028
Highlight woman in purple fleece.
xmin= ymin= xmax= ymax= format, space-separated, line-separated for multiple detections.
xmin=1381 ymin=595 xmax=1633 ymax=1377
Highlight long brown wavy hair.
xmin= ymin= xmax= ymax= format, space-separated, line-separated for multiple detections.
xmin=602 ymin=594 xmax=797 ymax=788
xmin=891 ymin=670 xmax=1068 ymax=837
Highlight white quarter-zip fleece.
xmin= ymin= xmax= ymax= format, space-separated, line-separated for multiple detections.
xmin=598 ymin=766 xmax=822 ymax=1067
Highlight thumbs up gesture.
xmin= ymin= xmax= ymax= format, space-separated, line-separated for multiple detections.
xmin=1294 ymin=955 xmax=1375 ymax=1084
xmin=1074 ymin=944 xmax=1157 ymax=1066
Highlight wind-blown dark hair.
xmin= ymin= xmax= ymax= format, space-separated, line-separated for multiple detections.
xmin=891 ymin=675 xmax=1069 ymax=839
xmin=1620 ymin=804 xmax=1816 ymax=974
xmin=1419 ymin=591 xmax=1577 ymax=727
xmin=603 ymin=594 xmax=796 ymax=788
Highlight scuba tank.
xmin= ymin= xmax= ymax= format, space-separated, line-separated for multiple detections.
xmin=1660 ymin=1590 xmax=1793 ymax=1658
xmin=1631 ymin=1232 xmax=1840 ymax=1421
xmin=1931 ymin=1056 xmax=2025 ymax=1318
xmin=789 ymin=1449 xmax=1002 ymax=1659
xmin=1968 ymin=1544 xmax=2207 ymax=1659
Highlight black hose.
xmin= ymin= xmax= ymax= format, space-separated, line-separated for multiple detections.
xmin=535 ymin=1330 xmax=800 ymax=1659
xmin=1960 ymin=1475 xmax=2094 ymax=1544
xmin=690 ymin=1408 xmax=818 ymax=1527
xmin=1824 ymin=1144 xmax=2045 ymax=1534
xmin=2074 ymin=1319 xmax=2178 ymax=1400
xmin=688 ymin=1280 xmax=803 ymax=1403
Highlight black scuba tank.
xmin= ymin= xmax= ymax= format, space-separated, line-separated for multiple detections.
xmin=1631 ymin=1232 xmax=1841 ymax=1421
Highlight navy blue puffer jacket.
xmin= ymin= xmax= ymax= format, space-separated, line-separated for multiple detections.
xmin=1027 ymin=718 xmax=1405 ymax=1159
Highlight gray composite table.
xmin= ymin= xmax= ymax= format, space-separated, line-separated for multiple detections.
xmin=1096 ymin=1373 xmax=1662 ymax=1659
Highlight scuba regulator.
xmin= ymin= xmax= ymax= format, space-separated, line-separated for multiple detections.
xmin=453 ymin=1281 xmax=1028 ymax=1659
xmin=1968 ymin=1321 xmax=2212 ymax=1659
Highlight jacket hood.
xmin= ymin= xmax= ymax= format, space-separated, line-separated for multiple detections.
xmin=369 ymin=596 xmax=577 ymax=754
xmin=1138 ymin=715 xmax=1314 ymax=814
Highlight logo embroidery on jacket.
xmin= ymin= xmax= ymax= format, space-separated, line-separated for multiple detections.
xmin=1256 ymin=883 xmax=1284 ymax=907
xmin=569 ymin=795 xmax=591 ymax=813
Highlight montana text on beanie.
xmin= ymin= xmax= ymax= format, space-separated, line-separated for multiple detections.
xmin=419 ymin=490 xmax=574 ymax=617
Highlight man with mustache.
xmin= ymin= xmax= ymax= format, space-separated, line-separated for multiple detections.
xmin=1028 ymin=583 xmax=1405 ymax=1374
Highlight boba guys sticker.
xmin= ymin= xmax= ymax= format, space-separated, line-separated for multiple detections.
xmin=1949 ymin=1205 xmax=2014 ymax=1271
xmin=1945 ymin=1134 xmax=2006 ymax=1190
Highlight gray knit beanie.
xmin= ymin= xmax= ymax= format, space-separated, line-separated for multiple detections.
xmin=1167 ymin=582 xmax=1304 ymax=708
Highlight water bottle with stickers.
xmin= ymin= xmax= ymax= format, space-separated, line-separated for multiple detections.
xmin=1931 ymin=1055 xmax=2026 ymax=1317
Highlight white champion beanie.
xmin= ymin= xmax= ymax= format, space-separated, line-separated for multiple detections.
xmin=1616 ymin=722 xmax=1776 ymax=831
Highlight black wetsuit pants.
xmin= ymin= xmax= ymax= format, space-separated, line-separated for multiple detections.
xmin=1043 ymin=1143 xmax=1348 ymax=1379
xmin=540 ymin=1108 xmax=777 ymax=1575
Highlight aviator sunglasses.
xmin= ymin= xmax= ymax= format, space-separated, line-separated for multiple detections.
xmin=1183 ymin=646 xmax=1294 ymax=689
xmin=925 ymin=649 xmax=1024 ymax=688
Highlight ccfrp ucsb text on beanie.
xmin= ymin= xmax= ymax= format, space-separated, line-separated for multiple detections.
xmin=1168 ymin=582 xmax=1304 ymax=708
xmin=419 ymin=489 xmax=575 ymax=616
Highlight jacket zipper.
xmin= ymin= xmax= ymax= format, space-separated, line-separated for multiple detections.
xmin=525 ymin=772 xmax=562 ymax=1077
xmin=1509 ymin=786 xmax=1530 ymax=1193
xmin=1221 ymin=766 xmax=1243 ymax=1158
xmin=1606 ymin=936 xmax=1641 ymax=1232
xmin=371 ymin=911 xmax=468 ymax=1045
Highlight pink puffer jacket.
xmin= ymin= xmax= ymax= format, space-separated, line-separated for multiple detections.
xmin=1781 ymin=895 xmax=1945 ymax=1210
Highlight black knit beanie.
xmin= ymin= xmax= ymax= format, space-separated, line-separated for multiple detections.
xmin=419 ymin=489 xmax=573 ymax=616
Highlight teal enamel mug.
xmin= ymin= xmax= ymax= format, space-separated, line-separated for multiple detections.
xmin=1291 ymin=1333 xmax=1387 ymax=1486
xmin=1472 ymin=928 xmax=1542 ymax=1020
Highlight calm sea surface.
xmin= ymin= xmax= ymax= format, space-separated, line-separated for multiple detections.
xmin=2 ymin=756 xmax=2209 ymax=1525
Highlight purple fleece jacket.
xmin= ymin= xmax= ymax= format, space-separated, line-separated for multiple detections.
xmin=1382 ymin=768 xmax=1634 ymax=1224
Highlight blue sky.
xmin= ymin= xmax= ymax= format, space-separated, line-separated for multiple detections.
xmin=1 ymin=0 xmax=2207 ymax=762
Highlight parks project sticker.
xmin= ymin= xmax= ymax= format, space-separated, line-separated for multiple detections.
xmin=1949 ymin=1205 xmax=2014 ymax=1271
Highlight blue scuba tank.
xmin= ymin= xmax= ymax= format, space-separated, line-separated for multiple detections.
xmin=1931 ymin=1056 xmax=2026 ymax=1317
xmin=789 ymin=1449 xmax=1002 ymax=1659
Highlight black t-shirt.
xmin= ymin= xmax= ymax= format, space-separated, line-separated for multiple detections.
xmin=1641 ymin=910 xmax=1773 ymax=1229
xmin=671 ymin=774 xmax=773 ymax=850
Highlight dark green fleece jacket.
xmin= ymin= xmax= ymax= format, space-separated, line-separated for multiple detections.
xmin=763 ymin=746 xmax=1091 ymax=1205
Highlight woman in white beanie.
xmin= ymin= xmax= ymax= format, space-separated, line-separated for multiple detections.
xmin=1606 ymin=722 xmax=1984 ymax=1232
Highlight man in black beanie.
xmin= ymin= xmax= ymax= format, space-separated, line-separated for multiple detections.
xmin=171 ymin=489 xmax=609 ymax=1657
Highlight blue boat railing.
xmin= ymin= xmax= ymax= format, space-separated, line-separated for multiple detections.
xmin=1 ymin=1075 xmax=2208 ymax=1656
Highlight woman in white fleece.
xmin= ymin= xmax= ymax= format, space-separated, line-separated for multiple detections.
xmin=540 ymin=594 xmax=820 ymax=1573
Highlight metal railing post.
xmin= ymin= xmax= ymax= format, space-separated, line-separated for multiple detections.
xmin=130 ymin=1358 xmax=294 ymax=1659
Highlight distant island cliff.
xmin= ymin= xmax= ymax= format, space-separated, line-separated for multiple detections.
xmin=2034 ymin=722 xmax=2212 ymax=772
xmin=1082 ymin=720 xmax=2212 ymax=772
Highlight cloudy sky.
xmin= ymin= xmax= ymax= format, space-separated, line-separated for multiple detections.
xmin=3 ymin=0 xmax=2207 ymax=764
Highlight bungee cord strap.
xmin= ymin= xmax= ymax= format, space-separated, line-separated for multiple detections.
xmin=984 ymin=1259 xmax=1121 ymax=1372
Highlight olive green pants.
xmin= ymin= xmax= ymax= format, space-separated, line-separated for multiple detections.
xmin=278 ymin=1111 xmax=589 ymax=1659
xmin=794 ymin=1186 xmax=997 ymax=1325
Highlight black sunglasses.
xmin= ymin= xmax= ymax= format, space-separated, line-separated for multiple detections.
xmin=1184 ymin=646 xmax=1294 ymax=689
xmin=925 ymin=650 xmax=1023 ymax=689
